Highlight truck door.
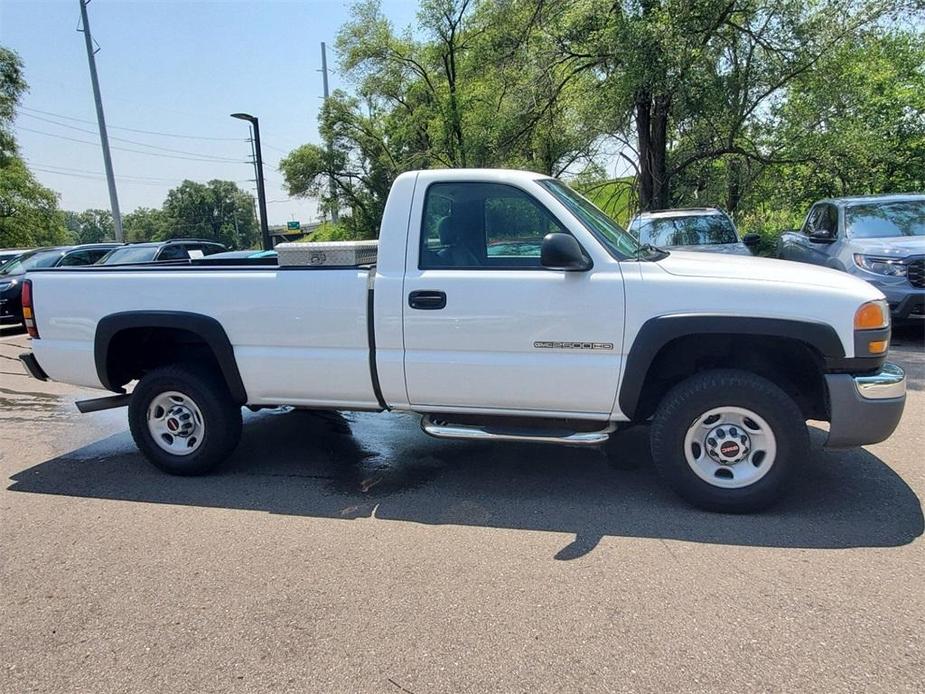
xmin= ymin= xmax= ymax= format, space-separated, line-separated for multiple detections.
xmin=401 ymin=180 xmax=624 ymax=416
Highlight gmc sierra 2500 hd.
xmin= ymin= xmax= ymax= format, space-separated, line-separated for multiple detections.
xmin=19 ymin=169 xmax=906 ymax=512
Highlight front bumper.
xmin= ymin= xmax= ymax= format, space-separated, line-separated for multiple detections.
xmin=0 ymin=297 xmax=22 ymax=325
xmin=825 ymin=362 xmax=905 ymax=448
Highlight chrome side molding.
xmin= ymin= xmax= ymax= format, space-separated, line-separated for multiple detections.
xmin=420 ymin=415 xmax=617 ymax=446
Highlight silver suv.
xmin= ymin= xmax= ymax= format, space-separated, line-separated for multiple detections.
xmin=778 ymin=194 xmax=924 ymax=322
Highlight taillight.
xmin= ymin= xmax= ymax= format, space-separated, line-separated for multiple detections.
xmin=21 ymin=279 xmax=39 ymax=338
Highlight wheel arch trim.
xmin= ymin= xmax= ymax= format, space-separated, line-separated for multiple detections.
xmin=94 ymin=310 xmax=247 ymax=404
xmin=618 ymin=314 xmax=844 ymax=419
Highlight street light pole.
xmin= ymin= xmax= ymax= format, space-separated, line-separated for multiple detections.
xmin=231 ymin=113 xmax=272 ymax=251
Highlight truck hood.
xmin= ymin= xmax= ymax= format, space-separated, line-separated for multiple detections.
xmin=657 ymin=250 xmax=871 ymax=292
xmin=848 ymin=236 xmax=925 ymax=258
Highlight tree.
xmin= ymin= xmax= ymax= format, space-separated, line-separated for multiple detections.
xmin=64 ymin=208 xmax=114 ymax=244
xmin=282 ymin=0 xmax=601 ymax=236
xmin=547 ymin=0 xmax=916 ymax=210
xmin=0 ymin=45 xmax=68 ymax=247
xmin=0 ymin=158 xmax=69 ymax=247
xmin=123 ymin=207 xmax=166 ymax=242
xmin=161 ymin=180 xmax=258 ymax=249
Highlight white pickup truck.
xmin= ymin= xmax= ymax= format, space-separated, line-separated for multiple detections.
xmin=19 ymin=169 xmax=906 ymax=512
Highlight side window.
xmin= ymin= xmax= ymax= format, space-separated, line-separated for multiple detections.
xmin=58 ymin=251 xmax=94 ymax=267
xmin=157 ymin=245 xmax=189 ymax=261
xmin=419 ymin=182 xmax=568 ymax=269
xmin=802 ymin=206 xmax=822 ymax=235
xmin=820 ymin=204 xmax=838 ymax=235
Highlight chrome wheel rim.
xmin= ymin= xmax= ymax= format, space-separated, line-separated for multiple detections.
xmin=147 ymin=391 xmax=205 ymax=456
xmin=683 ymin=406 xmax=776 ymax=489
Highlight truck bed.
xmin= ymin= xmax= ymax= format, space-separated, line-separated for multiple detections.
xmin=28 ymin=264 xmax=382 ymax=409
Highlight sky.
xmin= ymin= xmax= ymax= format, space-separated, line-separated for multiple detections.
xmin=0 ymin=0 xmax=420 ymax=226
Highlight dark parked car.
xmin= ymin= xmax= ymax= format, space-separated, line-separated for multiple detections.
xmin=0 ymin=248 xmax=32 ymax=268
xmin=96 ymin=239 xmax=227 ymax=265
xmin=627 ymin=208 xmax=760 ymax=255
xmin=778 ymin=194 xmax=924 ymax=321
xmin=0 ymin=244 xmax=120 ymax=326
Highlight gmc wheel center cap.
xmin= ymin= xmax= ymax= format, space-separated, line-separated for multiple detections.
xmin=706 ymin=425 xmax=751 ymax=464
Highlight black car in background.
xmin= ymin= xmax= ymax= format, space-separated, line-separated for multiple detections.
xmin=0 ymin=249 xmax=32 ymax=268
xmin=96 ymin=239 xmax=227 ymax=265
xmin=0 ymin=244 xmax=120 ymax=327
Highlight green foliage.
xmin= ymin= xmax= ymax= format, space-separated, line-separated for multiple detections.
xmin=300 ymin=221 xmax=374 ymax=242
xmin=286 ymin=0 xmax=921 ymax=252
xmin=0 ymin=46 xmax=68 ymax=247
xmin=123 ymin=207 xmax=166 ymax=242
xmin=0 ymin=156 xmax=69 ymax=247
xmin=576 ymin=179 xmax=636 ymax=227
xmin=0 ymin=45 xmax=26 ymax=164
xmin=161 ymin=180 xmax=258 ymax=249
xmin=64 ymin=208 xmax=114 ymax=244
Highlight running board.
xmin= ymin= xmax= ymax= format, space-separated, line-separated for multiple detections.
xmin=75 ymin=393 xmax=132 ymax=413
xmin=420 ymin=415 xmax=616 ymax=446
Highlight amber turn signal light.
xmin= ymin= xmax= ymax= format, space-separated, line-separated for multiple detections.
xmin=854 ymin=301 xmax=889 ymax=330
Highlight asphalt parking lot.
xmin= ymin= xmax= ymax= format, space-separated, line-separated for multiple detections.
xmin=1 ymin=325 xmax=922 ymax=693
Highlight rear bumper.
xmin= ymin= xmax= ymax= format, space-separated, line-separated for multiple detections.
xmin=19 ymin=352 xmax=49 ymax=382
xmin=825 ymin=362 xmax=905 ymax=448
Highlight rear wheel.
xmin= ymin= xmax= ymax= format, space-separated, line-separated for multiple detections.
xmin=650 ymin=369 xmax=808 ymax=513
xmin=128 ymin=364 xmax=242 ymax=475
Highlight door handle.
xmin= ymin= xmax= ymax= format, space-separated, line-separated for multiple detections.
xmin=409 ymin=290 xmax=447 ymax=310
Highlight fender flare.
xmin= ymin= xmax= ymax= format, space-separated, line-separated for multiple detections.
xmin=618 ymin=314 xmax=844 ymax=419
xmin=94 ymin=310 xmax=247 ymax=404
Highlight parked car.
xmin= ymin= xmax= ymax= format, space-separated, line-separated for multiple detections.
xmin=627 ymin=208 xmax=760 ymax=255
xmin=96 ymin=239 xmax=227 ymax=265
xmin=19 ymin=169 xmax=905 ymax=513
xmin=778 ymin=194 xmax=924 ymax=322
xmin=1 ymin=244 xmax=120 ymax=326
xmin=0 ymin=248 xmax=32 ymax=268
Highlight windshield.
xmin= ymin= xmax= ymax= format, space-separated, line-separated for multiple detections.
xmin=538 ymin=179 xmax=641 ymax=259
xmin=0 ymin=250 xmax=64 ymax=276
xmin=632 ymin=214 xmax=738 ymax=246
xmin=98 ymin=246 xmax=159 ymax=265
xmin=845 ymin=200 xmax=925 ymax=238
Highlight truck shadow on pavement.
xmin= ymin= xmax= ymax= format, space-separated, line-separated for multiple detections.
xmin=8 ymin=407 xmax=923 ymax=560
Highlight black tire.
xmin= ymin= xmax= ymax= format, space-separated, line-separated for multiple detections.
xmin=128 ymin=364 xmax=243 ymax=475
xmin=650 ymin=369 xmax=808 ymax=513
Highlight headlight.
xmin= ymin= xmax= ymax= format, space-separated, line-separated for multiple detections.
xmin=0 ymin=279 xmax=17 ymax=292
xmin=853 ymin=254 xmax=907 ymax=277
xmin=855 ymin=300 xmax=890 ymax=330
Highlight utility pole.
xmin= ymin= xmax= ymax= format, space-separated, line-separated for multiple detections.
xmin=78 ymin=0 xmax=123 ymax=241
xmin=231 ymin=113 xmax=272 ymax=251
xmin=320 ymin=42 xmax=338 ymax=224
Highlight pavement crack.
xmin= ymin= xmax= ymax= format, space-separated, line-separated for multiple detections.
xmin=388 ymin=678 xmax=416 ymax=694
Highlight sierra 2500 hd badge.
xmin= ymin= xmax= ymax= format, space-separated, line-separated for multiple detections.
xmin=534 ymin=341 xmax=614 ymax=350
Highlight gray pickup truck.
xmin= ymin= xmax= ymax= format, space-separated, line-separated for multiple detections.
xmin=778 ymin=194 xmax=925 ymax=322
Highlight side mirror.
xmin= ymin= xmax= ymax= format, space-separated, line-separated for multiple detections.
xmin=809 ymin=229 xmax=835 ymax=243
xmin=541 ymin=233 xmax=592 ymax=271
xmin=742 ymin=233 xmax=760 ymax=247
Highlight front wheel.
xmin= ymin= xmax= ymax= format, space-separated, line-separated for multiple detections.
xmin=650 ymin=369 xmax=808 ymax=513
xmin=128 ymin=364 xmax=243 ymax=475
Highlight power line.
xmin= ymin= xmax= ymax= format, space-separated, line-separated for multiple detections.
xmin=19 ymin=112 xmax=246 ymax=162
xmin=19 ymin=105 xmax=244 ymax=141
xmin=17 ymin=126 xmax=251 ymax=164
xmin=27 ymin=160 xmax=253 ymax=186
